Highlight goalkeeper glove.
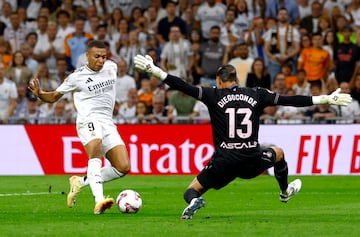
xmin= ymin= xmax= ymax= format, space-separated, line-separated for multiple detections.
xmin=134 ymin=54 xmax=167 ymax=80
xmin=312 ymin=88 xmax=352 ymax=106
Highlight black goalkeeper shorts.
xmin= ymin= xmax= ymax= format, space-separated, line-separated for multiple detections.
xmin=197 ymin=147 xmax=276 ymax=190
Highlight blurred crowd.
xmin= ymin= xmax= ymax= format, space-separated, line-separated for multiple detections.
xmin=0 ymin=0 xmax=360 ymax=125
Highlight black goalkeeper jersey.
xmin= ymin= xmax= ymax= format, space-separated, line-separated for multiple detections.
xmin=164 ymin=75 xmax=313 ymax=159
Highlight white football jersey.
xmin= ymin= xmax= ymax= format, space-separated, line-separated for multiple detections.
xmin=56 ymin=60 xmax=117 ymax=124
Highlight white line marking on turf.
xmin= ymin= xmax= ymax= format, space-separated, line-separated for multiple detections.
xmin=0 ymin=192 xmax=61 ymax=197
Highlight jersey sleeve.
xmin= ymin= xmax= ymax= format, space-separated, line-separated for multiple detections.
xmin=257 ymin=87 xmax=313 ymax=107
xmin=56 ymin=74 xmax=77 ymax=94
xmin=163 ymin=74 xmax=200 ymax=99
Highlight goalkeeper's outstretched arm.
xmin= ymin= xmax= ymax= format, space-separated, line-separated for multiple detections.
xmin=134 ymin=54 xmax=200 ymax=98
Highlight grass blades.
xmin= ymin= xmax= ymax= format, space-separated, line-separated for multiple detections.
xmin=0 ymin=175 xmax=359 ymax=237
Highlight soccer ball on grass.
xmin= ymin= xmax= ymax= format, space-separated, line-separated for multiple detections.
xmin=116 ymin=189 xmax=142 ymax=213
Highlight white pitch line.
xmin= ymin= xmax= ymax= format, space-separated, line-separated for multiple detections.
xmin=0 ymin=192 xmax=62 ymax=197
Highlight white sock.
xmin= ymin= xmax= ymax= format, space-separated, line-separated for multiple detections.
xmin=87 ymin=158 xmax=104 ymax=204
xmin=101 ymin=166 xmax=125 ymax=182
xmin=81 ymin=166 xmax=124 ymax=186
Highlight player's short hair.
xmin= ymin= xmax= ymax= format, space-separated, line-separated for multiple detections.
xmin=87 ymin=40 xmax=107 ymax=49
xmin=216 ymin=65 xmax=237 ymax=83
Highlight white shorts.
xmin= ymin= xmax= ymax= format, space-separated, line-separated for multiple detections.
xmin=77 ymin=118 xmax=125 ymax=154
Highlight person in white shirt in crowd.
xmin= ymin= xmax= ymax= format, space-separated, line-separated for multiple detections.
xmin=115 ymin=87 xmax=138 ymax=124
xmin=55 ymin=9 xmax=75 ymax=50
xmin=3 ymin=11 xmax=28 ymax=53
xmin=28 ymin=40 xmax=131 ymax=215
xmin=195 ymin=0 xmax=226 ymax=41
xmin=115 ymin=59 xmax=136 ymax=104
xmin=332 ymin=81 xmax=360 ymax=123
xmin=0 ymin=1 xmax=12 ymax=26
xmin=0 ymin=62 xmax=17 ymax=124
xmin=26 ymin=0 xmax=43 ymax=21
xmin=33 ymin=21 xmax=65 ymax=75
xmin=160 ymin=25 xmax=193 ymax=79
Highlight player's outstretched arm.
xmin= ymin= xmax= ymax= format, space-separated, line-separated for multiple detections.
xmin=28 ymin=78 xmax=63 ymax=103
xmin=312 ymin=88 xmax=352 ymax=106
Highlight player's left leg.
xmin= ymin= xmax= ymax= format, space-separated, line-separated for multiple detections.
xmin=182 ymin=177 xmax=207 ymax=220
xmin=271 ymin=146 xmax=302 ymax=203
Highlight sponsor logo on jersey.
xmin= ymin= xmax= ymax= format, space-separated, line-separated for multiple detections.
xmin=220 ymin=141 xmax=258 ymax=149
xmin=85 ymin=77 xmax=93 ymax=83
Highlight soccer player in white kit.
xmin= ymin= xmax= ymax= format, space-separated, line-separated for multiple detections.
xmin=28 ymin=40 xmax=130 ymax=214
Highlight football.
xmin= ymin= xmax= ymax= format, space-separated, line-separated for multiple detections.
xmin=116 ymin=189 xmax=142 ymax=213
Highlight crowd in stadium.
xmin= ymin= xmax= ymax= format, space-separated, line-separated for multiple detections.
xmin=0 ymin=0 xmax=360 ymax=125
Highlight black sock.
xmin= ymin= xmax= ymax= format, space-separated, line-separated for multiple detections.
xmin=274 ymin=158 xmax=288 ymax=192
xmin=183 ymin=188 xmax=200 ymax=204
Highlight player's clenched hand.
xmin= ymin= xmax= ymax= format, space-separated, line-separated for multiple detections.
xmin=314 ymin=88 xmax=352 ymax=106
xmin=28 ymin=78 xmax=41 ymax=97
xmin=134 ymin=54 xmax=167 ymax=80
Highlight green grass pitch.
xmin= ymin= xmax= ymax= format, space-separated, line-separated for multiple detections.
xmin=0 ymin=175 xmax=359 ymax=237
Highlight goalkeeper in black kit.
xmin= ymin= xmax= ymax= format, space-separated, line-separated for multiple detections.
xmin=134 ymin=54 xmax=352 ymax=220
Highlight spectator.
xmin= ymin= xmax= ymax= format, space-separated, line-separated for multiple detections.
xmin=331 ymin=81 xmax=360 ymax=123
xmin=196 ymin=25 xmax=226 ymax=87
xmin=55 ymin=10 xmax=75 ymax=47
xmin=106 ymin=7 xmax=123 ymax=33
xmin=12 ymin=83 xmax=28 ymax=121
xmin=265 ymin=0 xmax=300 ymax=25
xmin=188 ymin=99 xmax=210 ymax=124
xmin=297 ymin=0 xmax=311 ymax=19
xmin=0 ymin=1 xmax=13 ymax=27
xmin=147 ymin=93 xmax=172 ymax=123
xmin=194 ymin=0 xmax=226 ymax=41
xmin=47 ymin=99 xmax=72 ymax=124
xmin=115 ymin=88 xmax=138 ymax=124
xmin=350 ymin=72 xmax=360 ymax=104
xmin=157 ymin=0 xmax=187 ymax=45
xmin=115 ymin=59 xmax=136 ymax=104
xmin=160 ymin=25 xmax=193 ymax=79
xmin=244 ymin=16 xmax=266 ymax=60
xmin=233 ymin=0 xmax=253 ymax=42
xmin=322 ymin=30 xmax=336 ymax=72
xmin=0 ymin=38 xmax=13 ymax=69
xmin=26 ymin=0 xmax=43 ymax=21
xmin=25 ymin=32 xmax=38 ymax=54
xmin=264 ymin=7 xmax=300 ymax=83
xmin=64 ymin=17 xmax=93 ymax=71
xmin=304 ymin=83 xmax=337 ymax=123
xmin=222 ymin=7 xmax=240 ymax=47
xmin=300 ymin=1 xmax=323 ymax=34
xmin=20 ymin=42 xmax=38 ymax=74
xmin=333 ymin=26 xmax=360 ymax=84
xmin=18 ymin=92 xmax=46 ymax=124
xmin=137 ymin=78 xmax=154 ymax=108
xmin=0 ymin=62 xmax=17 ymax=123
xmin=298 ymin=32 xmax=330 ymax=87
xmin=275 ymin=88 xmax=306 ymax=124
xmin=53 ymin=58 xmax=70 ymax=84
xmin=227 ymin=43 xmax=254 ymax=87
xmin=119 ymin=30 xmax=146 ymax=77
xmin=33 ymin=22 xmax=64 ymax=75
xmin=133 ymin=100 xmax=150 ymax=124
xmin=5 ymin=50 xmax=33 ymax=86
xmin=113 ymin=18 xmax=130 ymax=56
xmin=292 ymin=69 xmax=311 ymax=96
xmin=34 ymin=15 xmax=49 ymax=47
xmin=281 ymin=61 xmax=297 ymax=89
xmin=247 ymin=0 xmax=267 ymax=18
xmin=35 ymin=62 xmax=58 ymax=92
xmin=246 ymin=57 xmax=271 ymax=89
xmin=3 ymin=12 xmax=28 ymax=53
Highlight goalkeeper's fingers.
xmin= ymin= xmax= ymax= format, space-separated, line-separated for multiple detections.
xmin=337 ymin=94 xmax=352 ymax=106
